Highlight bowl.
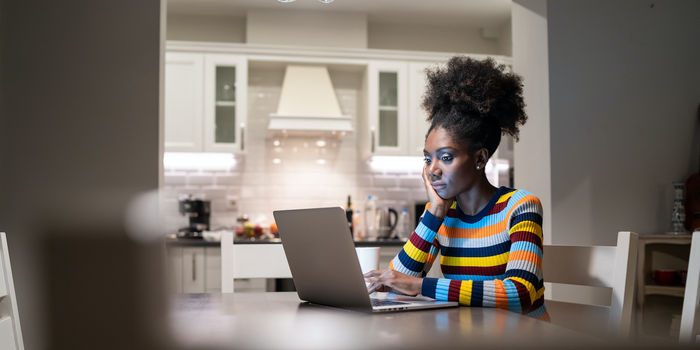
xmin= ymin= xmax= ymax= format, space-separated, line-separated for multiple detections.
xmin=654 ymin=270 xmax=677 ymax=286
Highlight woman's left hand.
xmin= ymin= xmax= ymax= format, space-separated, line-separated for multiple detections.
xmin=364 ymin=269 xmax=423 ymax=295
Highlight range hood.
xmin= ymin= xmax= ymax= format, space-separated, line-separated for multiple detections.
xmin=268 ymin=65 xmax=353 ymax=133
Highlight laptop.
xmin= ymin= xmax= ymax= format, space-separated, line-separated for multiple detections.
xmin=273 ymin=207 xmax=459 ymax=313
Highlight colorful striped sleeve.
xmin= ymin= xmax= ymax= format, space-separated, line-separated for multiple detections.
xmin=420 ymin=196 xmax=547 ymax=319
xmin=389 ymin=209 xmax=442 ymax=277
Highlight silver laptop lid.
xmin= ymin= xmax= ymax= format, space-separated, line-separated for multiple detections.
xmin=274 ymin=207 xmax=372 ymax=312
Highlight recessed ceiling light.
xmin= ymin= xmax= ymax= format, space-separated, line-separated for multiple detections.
xmin=319 ymin=0 xmax=333 ymax=3
xmin=316 ymin=159 xmax=326 ymax=165
xmin=278 ymin=0 xmax=295 ymax=3
xmin=273 ymin=158 xmax=282 ymax=164
xmin=316 ymin=140 xmax=326 ymax=147
xmin=273 ymin=140 xmax=280 ymax=146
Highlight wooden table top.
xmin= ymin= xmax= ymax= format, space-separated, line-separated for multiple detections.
xmin=169 ymin=292 xmax=604 ymax=350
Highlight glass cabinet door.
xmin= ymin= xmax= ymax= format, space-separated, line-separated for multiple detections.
xmin=368 ymin=61 xmax=408 ymax=156
xmin=215 ymin=66 xmax=237 ymax=144
xmin=204 ymin=54 xmax=247 ymax=153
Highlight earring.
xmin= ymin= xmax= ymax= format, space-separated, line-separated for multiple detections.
xmin=476 ymin=166 xmax=480 ymax=170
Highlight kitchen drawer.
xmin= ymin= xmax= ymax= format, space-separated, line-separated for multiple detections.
xmin=0 ymin=316 xmax=17 ymax=350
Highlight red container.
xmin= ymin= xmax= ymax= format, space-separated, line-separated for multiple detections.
xmin=654 ymin=270 xmax=677 ymax=286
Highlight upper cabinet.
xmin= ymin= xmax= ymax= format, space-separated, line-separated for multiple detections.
xmin=367 ymin=61 xmax=409 ymax=157
xmin=165 ymin=52 xmax=247 ymax=153
xmin=368 ymin=60 xmax=440 ymax=157
xmin=164 ymin=53 xmax=204 ymax=152
xmin=408 ymin=62 xmax=436 ymax=157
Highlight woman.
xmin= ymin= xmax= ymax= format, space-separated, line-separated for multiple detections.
xmin=365 ymin=56 xmax=549 ymax=321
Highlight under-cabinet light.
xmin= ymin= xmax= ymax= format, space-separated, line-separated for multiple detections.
xmin=163 ymin=152 xmax=236 ymax=171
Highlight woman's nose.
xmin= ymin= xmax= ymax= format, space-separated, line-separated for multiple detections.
xmin=427 ymin=162 xmax=441 ymax=178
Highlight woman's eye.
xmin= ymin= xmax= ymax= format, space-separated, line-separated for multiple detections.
xmin=424 ymin=158 xmax=432 ymax=164
xmin=441 ymin=155 xmax=453 ymax=162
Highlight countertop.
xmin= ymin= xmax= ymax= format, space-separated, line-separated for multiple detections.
xmin=165 ymin=237 xmax=407 ymax=247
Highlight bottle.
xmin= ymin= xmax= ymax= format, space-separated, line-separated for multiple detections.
xmin=364 ymin=195 xmax=377 ymax=240
xmin=671 ymin=182 xmax=687 ymax=234
xmin=397 ymin=208 xmax=411 ymax=239
xmin=345 ymin=195 xmax=354 ymax=236
xmin=353 ymin=209 xmax=362 ymax=241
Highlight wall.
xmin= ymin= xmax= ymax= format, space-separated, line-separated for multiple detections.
xmin=166 ymin=12 xmax=510 ymax=55
xmin=0 ymin=1 xmax=163 ymax=349
xmin=167 ymin=14 xmax=246 ymax=43
xmin=547 ymin=0 xmax=700 ymax=245
xmin=247 ymin=9 xmax=368 ymax=48
xmin=367 ymin=23 xmax=498 ymax=54
xmin=512 ymin=0 xmax=552 ymax=244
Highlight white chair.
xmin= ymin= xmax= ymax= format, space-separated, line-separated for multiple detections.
xmin=680 ymin=233 xmax=700 ymax=343
xmin=542 ymin=231 xmax=639 ymax=341
xmin=0 ymin=233 xmax=24 ymax=350
xmin=221 ymin=231 xmax=293 ymax=293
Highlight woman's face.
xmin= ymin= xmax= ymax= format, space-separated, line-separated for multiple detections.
xmin=423 ymin=127 xmax=478 ymax=199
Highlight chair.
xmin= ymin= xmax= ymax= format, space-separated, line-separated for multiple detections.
xmin=680 ymin=233 xmax=700 ymax=343
xmin=542 ymin=231 xmax=639 ymax=341
xmin=221 ymin=231 xmax=293 ymax=293
xmin=0 ymin=233 xmax=24 ymax=350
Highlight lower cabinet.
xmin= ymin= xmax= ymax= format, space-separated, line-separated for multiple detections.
xmin=167 ymin=246 xmax=222 ymax=293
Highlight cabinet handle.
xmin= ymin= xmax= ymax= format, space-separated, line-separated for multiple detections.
xmin=371 ymin=129 xmax=375 ymax=153
xmin=240 ymin=123 xmax=245 ymax=151
xmin=192 ymin=253 xmax=196 ymax=281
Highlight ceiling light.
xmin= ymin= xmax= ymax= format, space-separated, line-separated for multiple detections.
xmin=316 ymin=140 xmax=326 ymax=147
xmin=273 ymin=158 xmax=282 ymax=164
xmin=278 ymin=0 xmax=295 ymax=2
xmin=316 ymin=159 xmax=326 ymax=165
xmin=319 ymin=0 xmax=333 ymax=3
xmin=273 ymin=140 xmax=280 ymax=146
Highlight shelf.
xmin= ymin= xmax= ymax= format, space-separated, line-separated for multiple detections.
xmin=644 ymin=285 xmax=685 ymax=297
xmin=215 ymin=101 xmax=236 ymax=107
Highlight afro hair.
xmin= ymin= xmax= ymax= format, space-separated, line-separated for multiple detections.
xmin=422 ymin=56 xmax=527 ymax=157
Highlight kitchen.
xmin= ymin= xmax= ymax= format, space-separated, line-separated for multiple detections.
xmin=1 ymin=1 xmax=700 ymax=349
xmin=161 ymin=3 xmax=514 ymax=294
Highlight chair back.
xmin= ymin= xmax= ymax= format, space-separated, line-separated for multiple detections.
xmin=221 ymin=231 xmax=292 ymax=293
xmin=542 ymin=231 xmax=638 ymax=339
xmin=0 ymin=233 xmax=24 ymax=350
xmin=680 ymin=233 xmax=700 ymax=343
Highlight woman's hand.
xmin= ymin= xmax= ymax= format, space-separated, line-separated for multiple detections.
xmin=422 ymin=163 xmax=453 ymax=219
xmin=364 ymin=269 xmax=423 ymax=296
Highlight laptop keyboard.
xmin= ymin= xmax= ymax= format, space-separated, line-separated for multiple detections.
xmin=371 ymin=299 xmax=410 ymax=307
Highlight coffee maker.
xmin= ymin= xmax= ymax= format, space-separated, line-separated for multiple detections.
xmin=177 ymin=195 xmax=211 ymax=238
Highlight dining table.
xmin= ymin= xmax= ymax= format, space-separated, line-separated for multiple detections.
xmin=168 ymin=292 xmax=607 ymax=350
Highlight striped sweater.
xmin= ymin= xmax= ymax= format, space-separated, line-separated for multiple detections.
xmin=390 ymin=186 xmax=549 ymax=320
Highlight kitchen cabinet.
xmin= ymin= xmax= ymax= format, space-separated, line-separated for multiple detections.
xmin=408 ymin=62 xmax=436 ymax=157
xmin=367 ymin=60 xmax=442 ymax=157
xmin=164 ymin=53 xmax=204 ymax=152
xmin=368 ymin=61 xmax=409 ymax=156
xmin=164 ymin=52 xmax=247 ymax=153
xmin=167 ymin=246 xmax=222 ymax=293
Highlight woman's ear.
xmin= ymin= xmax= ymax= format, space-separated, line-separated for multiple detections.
xmin=475 ymin=148 xmax=489 ymax=171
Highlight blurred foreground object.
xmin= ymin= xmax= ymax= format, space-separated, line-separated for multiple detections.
xmin=0 ymin=232 xmax=25 ymax=350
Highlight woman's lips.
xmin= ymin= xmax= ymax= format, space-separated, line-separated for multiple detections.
xmin=431 ymin=183 xmax=446 ymax=190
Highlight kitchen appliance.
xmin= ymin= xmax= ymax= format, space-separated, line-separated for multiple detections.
xmin=177 ymin=195 xmax=211 ymax=238
xmin=376 ymin=207 xmax=398 ymax=239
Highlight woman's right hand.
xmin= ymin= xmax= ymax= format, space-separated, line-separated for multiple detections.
xmin=422 ymin=163 xmax=453 ymax=219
